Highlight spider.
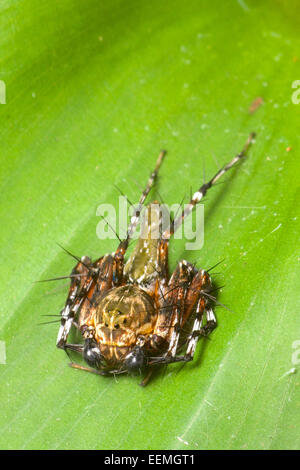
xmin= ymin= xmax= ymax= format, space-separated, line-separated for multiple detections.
xmin=54 ymin=133 xmax=255 ymax=385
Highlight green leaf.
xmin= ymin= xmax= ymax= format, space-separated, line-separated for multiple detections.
xmin=1 ymin=0 xmax=299 ymax=450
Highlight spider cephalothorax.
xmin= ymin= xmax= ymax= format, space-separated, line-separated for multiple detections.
xmin=54 ymin=133 xmax=255 ymax=384
xmin=93 ymin=285 xmax=157 ymax=363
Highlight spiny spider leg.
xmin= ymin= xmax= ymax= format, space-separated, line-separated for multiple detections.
xmin=56 ymin=257 xmax=93 ymax=349
xmin=64 ymin=343 xmax=84 ymax=353
xmin=147 ymin=135 xmax=255 ymax=369
xmin=56 ymin=255 xmax=103 ymax=349
xmin=199 ymin=307 xmax=217 ymax=337
xmin=163 ymin=132 xmax=255 ymax=239
xmin=164 ymin=264 xmax=193 ymax=358
xmin=57 ymin=254 xmax=115 ymax=351
xmin=147 ymin=308 xmax=210 ymax=366
xmin=56 ymin=277 xmax=95 ymax=349
xmin=184 ymin=298 xmax=205 ymax=359
xmin=151 ymin=260 xmax=196 ymax=356
xmin=168 ymin=307 xmax=217 ymax=364
xmin=149 ymin=261 xmax=214 ymax=365
xmin=124 ymin=149 xmax=167 ymax=245
xmin=184 ymin=300 xmax=211 ymax=360
xmin=77 ymin=254 xmax=114 ymax=328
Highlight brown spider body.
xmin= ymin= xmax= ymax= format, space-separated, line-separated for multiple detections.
xmin=93 ymin=285 xmax=157 ymax=365
xmin=55 ymin=134 xmax=255 ymax=384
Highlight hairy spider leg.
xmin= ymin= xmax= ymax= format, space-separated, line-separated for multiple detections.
xmin=182 ymin=304 xmax=217 ymax=362
xmin=56 ymin=255 xmax=114 ymax=350
xmin=153 ymin=307 xmax=217 ymax=365
xmin=162 ymin=132 xmax=255 ymax=239
xmin=184 ymin=297 xmax=206 ymax=359
xmin=56 ymin=257 xmax=93 ymax=349
xmin=148 ymin=135 xmax=256 ymax=366
xmin=124 ymin=149 xmax=167 ymax=245
xmin=159 ymin=261 xmax=196 ymax=356
xmin=149 ymin=262 xmax=212 ymax=365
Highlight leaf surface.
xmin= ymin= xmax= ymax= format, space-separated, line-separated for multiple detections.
xmin=0 ymin=0 xmax=299 ymax=450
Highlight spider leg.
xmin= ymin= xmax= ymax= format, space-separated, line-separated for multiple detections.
xmin=77 ymin=254 xmax=114 ymax=327
xmin=151 ymin=260 xmax=197 ymax=355
xmin=163 ymin=132 xmax=255 ymax=239
xmin=64 ymin=343 xmax=84 ymax=353
xmin=184 ymin=305 xmax=216 ymax=360
xmin=56 ymin=277 xmax=94 ymax=349
xmin=69 ymin=362 xmax=127 ymax=376
xmin=149 ymin=308 xmax=203 ymax=365
xmin=149 ymin=264 xmax=214 ymax=365
xmin=56 ymin=257 xmax=93 ymax=349
xmin=69 ymin=362 xmax=111 ymax=376
xmin=139 ymin=368 xmax=154 ymax=387
xmin=179 ymin=271 xmax=217 ymax=359
xmin=123 ymin=149 xmax=167 ymax=245
xmin=149 ymin=306 xmax=217 ymax=365
xmin=149 ymin=305 xmax=216 ymax=365
xmin=199 ymin=307 xmax=217 ymax=337
xmin=56 ymin=255 xmax=114 ymax=351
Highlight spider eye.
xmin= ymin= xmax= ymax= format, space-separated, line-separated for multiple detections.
xmin=124 ymin=346 xmax=147 ymax=374
xmin=83 ymin=339 xmax=103 ymax=369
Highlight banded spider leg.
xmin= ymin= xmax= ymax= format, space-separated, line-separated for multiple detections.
xmin=149 ymin=262 xmax=214 ymax=365
xmin=149 ymin=132 xmax=255 ymax=366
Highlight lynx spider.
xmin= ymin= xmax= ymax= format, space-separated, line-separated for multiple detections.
xmin=53 ymin=133 xmax=255 ymax=385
